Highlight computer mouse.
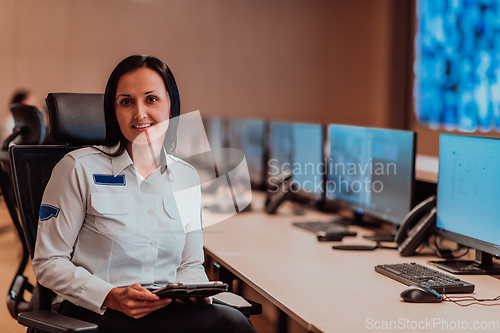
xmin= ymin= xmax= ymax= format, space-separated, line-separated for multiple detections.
xmin=316 ymin=231 xmax=344 ymax=242
xmin=400 ymin=285 xmax=443 ymax=303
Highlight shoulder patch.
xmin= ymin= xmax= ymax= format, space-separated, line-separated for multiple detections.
xmin=67 ymin=147 xmax=101 ymax=160
xmin=39 ymin=205 xmax=60 ymax=221
xmin=93 ymin=174 xmax=126 ymax=186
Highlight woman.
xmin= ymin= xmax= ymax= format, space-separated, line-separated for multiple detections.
xmin=33 ymin=55 xmax=256 ymax=333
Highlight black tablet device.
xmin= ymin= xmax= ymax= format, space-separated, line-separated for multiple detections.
xmin=152 ymin=282 xmax=228 ymax=299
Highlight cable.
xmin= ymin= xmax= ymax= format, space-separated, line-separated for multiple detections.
xmin=442 ymin=292 xmax=500 ymax=307
xmin=451 ymin=246 xmax=470 ymax=259
xmin=421 ymin=235 xmax=470 ymax=259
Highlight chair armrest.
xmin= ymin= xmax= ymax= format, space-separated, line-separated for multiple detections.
xmin=18 ymin=310 xmax=98 ymax=333
xmin=212 ymin=292 xmax=262 ymax=317
xmin=7 ymin=275 xmax=34 ymax=319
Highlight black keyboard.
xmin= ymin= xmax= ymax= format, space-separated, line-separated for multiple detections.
xmin=375 ymin=262 xmax=475 ymax=293
xmin=292 ymin=221 xmax=357 ymax=236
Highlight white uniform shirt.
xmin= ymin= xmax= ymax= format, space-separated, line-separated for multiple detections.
xmin=32 ymin=146 xmax=207 ymax=315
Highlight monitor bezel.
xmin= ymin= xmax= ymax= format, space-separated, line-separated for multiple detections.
xmin=436 ymin=229 xmax=500 ymax=258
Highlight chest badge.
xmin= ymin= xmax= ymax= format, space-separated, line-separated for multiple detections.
xmin=93 ymin=174 xmax=126 ymax=186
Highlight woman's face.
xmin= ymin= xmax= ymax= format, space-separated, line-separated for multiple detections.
xmin=115 ymin=66 xmax=171 ymax=149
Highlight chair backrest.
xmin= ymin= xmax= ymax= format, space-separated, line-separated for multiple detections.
xmin=10 ymin=146 xmax=80 ymax=258
xmin=4 ymin=104 xmax=46 ymax=151
xmin=46 ymin=93 xmax=106 ymax=145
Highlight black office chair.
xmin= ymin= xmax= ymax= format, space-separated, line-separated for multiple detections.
xmin=3 ymin=103 xmax=49 ymax=320
xmin=1 ymin=103 xmax=46 ymax=231
xmin=10 ymin=93 xmax=260 ymax=333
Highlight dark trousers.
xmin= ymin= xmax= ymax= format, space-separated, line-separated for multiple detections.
xmin=59 ymin=301 xmax=257 ymax=333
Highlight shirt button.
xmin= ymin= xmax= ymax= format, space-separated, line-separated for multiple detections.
xmin=147 ymin=209 xmax=153 ymax=215
xmin=145 ymin=267 xmax=150 ymax=273
xmin=150 ymin=241 xmax=157 ymax=246
xmin=145 ymin=183 xmax=150 ymax=189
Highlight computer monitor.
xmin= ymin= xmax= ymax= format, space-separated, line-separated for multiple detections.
xmin=227 ymin=119 xmax=242 ymax=150
xmin=435 ymin=134 xmax=500 ymax=275
xmin=290 ymin=123 xmax=324 ymax=203
xmin=226 ymin=118 xmax=266 ymax=189
xmin=240 ymin=119 xmax=266 ymax=189
xmin=267 ymin=121 xmax=293 ymax=189
xmin=205 ymin=117 xmax=226 ymax=151
xmin=326 ymin=124 xmax=416 ymax=226
xmin=205 ymin=117 xmax=226 ymax=169
xmin=173 ymin=114 xmax=218 ymax=183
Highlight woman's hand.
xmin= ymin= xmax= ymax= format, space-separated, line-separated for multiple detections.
xmin=103 ymin=283 xmax=172 ymax=319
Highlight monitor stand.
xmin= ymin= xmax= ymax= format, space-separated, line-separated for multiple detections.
xmin=329 ymin=211 xmax=381 ymax=229
xmin=433 ymin=250 xmax=500 ymax=275
xmin=362 ymin=230 xmax=397 ymax=243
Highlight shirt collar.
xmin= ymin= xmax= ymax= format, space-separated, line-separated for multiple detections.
xmin=110 ymin=144 xmax=170 ymax=177
xmin=111 ymin=146 xmax=134 ymax=177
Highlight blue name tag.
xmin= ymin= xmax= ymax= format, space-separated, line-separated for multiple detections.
xmin=39 ymin=205 xmax=60 ymax=221
xmin=93 ymin=174 xmax=126 ymax=186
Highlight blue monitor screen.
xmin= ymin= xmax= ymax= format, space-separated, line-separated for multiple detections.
xmin=268 ymin=122 xmax=293 ymax=183
xmin=207 ymin=117 xmax=224 ymax=151
xmin=291 ymin=123 xmax=324 ymax=200
xmin=437 ymin=134 xmax=500 ymax=250
xmin=206 ymin=117 xmax=226 ymax=167
xmin=240 ymin=120 xmax=265 ymax=187
xmin=326 ymin=125 xmax=415 ymax=225
xmin=228 ymin=119 xmax=242 ymax=149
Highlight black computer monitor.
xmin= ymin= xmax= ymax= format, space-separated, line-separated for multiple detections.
xmin=205 ymin=117 xmax=226 ymax=169
xmin=240 ymin=119 xmax=266 ymax=189
xmin=206 ymin=117 xmax=225 ymax=150
xmin=227 ymin=119 xmax=242 ymax=150
xmin=290 ymin=123 xmax=324 ymax=203
xmin=226 ymin=118 xmax=266 ymax=189
xmin=267 ymin=121 xmax=293 ymax=189
xmin=326 ymin=124 xmax=416 ymax=226
xmin=174 ymin=114 xmax=218 ymax=181
xmin=434 ymin=134 xmax=500 ymax=275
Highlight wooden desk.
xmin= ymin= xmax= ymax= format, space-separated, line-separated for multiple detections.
xmin=203 ymin=195 xmax=500 ymax=332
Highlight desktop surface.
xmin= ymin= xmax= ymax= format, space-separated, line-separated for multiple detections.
xmin=203 ymin=192 xmax=500 ymax=332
